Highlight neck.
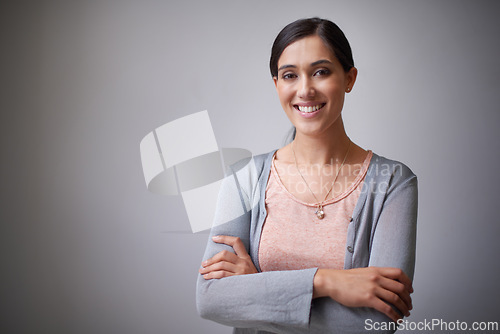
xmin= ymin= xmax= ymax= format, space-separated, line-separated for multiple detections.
xmin=292 ymin=121 xmax=351 ymax=165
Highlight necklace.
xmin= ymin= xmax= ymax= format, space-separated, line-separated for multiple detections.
xmin=291 ymin=139 xmax=352 ymax=219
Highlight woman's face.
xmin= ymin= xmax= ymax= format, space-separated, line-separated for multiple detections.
xmin=273 ymin=35 xmax=357 ymax=138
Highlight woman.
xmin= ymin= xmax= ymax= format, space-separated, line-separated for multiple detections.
xmin=197 ymin=17 xmax=417 ymax=334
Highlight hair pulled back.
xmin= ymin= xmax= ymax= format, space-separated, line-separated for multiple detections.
xmin=270 ymin=17 xmax=354 ymax=77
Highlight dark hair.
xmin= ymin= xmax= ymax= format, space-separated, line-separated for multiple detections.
xmin=270 ymin=17 xmax=354 ymax=77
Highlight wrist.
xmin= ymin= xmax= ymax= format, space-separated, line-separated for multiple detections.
xmin=313 ymin=269 xmax=328 ymax=298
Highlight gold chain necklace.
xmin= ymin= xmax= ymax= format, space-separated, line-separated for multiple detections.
xmin=291 ymin=139 xmax=352 ymax=219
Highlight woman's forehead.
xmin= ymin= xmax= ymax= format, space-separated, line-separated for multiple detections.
xmin=278 ymin=35 xmax=337 ymax=68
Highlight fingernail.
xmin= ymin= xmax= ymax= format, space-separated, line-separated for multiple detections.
xmin=212 ymin=236 xmax=221 ymax=241
xmin=203 ymin=274 xmax=209 ymax=279
xmin=202 ymin=261 xmax=208 ymax=267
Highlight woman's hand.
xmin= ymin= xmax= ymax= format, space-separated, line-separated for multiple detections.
xmin=313 ymin=267 xmax=413 ymax=322
xmin=199 ymin=235 xmax=258 ymax=279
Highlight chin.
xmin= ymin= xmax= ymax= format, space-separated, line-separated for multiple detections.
xmin=294 ymin=125 xmax=325 ymax=137
xmin=293 ymin=118 xmax=342 ymax=138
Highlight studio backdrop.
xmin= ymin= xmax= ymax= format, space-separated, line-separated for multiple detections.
xmin=1 ymin=1 xmax=499 ymax=333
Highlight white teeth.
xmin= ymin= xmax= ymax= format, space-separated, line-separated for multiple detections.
xmin=297 ymin=104 xmax=323 ymax=113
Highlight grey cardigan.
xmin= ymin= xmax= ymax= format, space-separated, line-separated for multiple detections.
xmin=196 ymin=150 xmax=418 ymax=333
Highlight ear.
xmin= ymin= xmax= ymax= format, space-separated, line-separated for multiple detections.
xmin=273 ymin=76 xmax=278 ymax=89
xmin=346 ymin=67 xmax=358 ymax=91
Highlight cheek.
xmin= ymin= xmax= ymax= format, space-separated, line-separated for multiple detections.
xmin=319 ymin=79 xmax=343 ymax=95
xmin=277 ymin=85 xmax=294 ymax=105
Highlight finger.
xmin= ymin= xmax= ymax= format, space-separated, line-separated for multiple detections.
xmin=202 ymin=270 xmax=236 ymax=280
xmin=378 ymin=267 xmax=413 ymax=293
xmin=212 ymin=235 xmax=249 ymax=257
xmin=202 ymin=250 xmax=239 ymax=267
xmin=375 ymin=286 xmax=409 ymax=317
xmin=199 ymin=261 xmax=237 ymax=275
xmin=370 ymin=297 xmax=402 ymax=323
xmin=379 ymin=277 xmax=413 ymax=311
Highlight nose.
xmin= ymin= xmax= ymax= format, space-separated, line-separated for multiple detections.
xmin=297 ymin=77 xmax=315 ymax=99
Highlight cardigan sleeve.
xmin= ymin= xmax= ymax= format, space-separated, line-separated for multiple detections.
xmin=359 ymin=164 xmax=418 ymax=333
xmin=196 ymin=159 xmax=318 ymax=331
xmin=367 ymin=165 xmax=418 ymax=280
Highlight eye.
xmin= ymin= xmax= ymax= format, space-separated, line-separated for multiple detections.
xmin=314 ymin=68 xmax=330 ymax=76
xmin=281 ymin=72 xmax=297 ymax=80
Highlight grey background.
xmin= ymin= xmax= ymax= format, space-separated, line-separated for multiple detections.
xmin=1 ymin=0 xmax=499 ymax=333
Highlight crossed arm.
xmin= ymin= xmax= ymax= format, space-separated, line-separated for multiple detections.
xmin=200 ymin=235 xmax=413 ymax=323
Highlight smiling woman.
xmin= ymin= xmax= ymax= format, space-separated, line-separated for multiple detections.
xmin=196 ymin=17 xmax=417 ymax=334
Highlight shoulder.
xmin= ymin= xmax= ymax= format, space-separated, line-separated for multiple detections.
xmin=369 ymin=152 xmax=417 ymax=183
xmin=364 ymin=152 xmax=418 ymax=198
xmin=226 ymin=150 xmax=276 ymax=178
xmin=252 ymin=150 xmax=276 ymax=171
xmin=221 ymin=150 xmax=276 ymax=202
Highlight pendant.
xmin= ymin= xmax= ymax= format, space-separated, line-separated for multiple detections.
xmin=316 ymin=206 xmax=325 ymax=219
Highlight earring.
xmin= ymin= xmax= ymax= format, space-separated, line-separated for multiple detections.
xmin=346 ymin=87 xmax=351 ymax=92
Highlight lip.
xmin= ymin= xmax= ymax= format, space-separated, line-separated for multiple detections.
xmin=293 ymin=102 xmax=326 ymax=118
xmin=294 ymin=101 xmax=326 ymax=107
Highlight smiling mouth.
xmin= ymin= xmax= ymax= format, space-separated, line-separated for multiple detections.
xmin=294 ymin=103 xmax=326 ymax=113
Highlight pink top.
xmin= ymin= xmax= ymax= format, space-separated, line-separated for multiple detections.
xmin=258 ymin=151 xmax=373 ymax=271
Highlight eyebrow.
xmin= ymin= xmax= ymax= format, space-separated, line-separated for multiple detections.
xmin=311 ymin=59 xmax=333 ymax=66
xmin=278 ymin=59 xmax=333 ymax=72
